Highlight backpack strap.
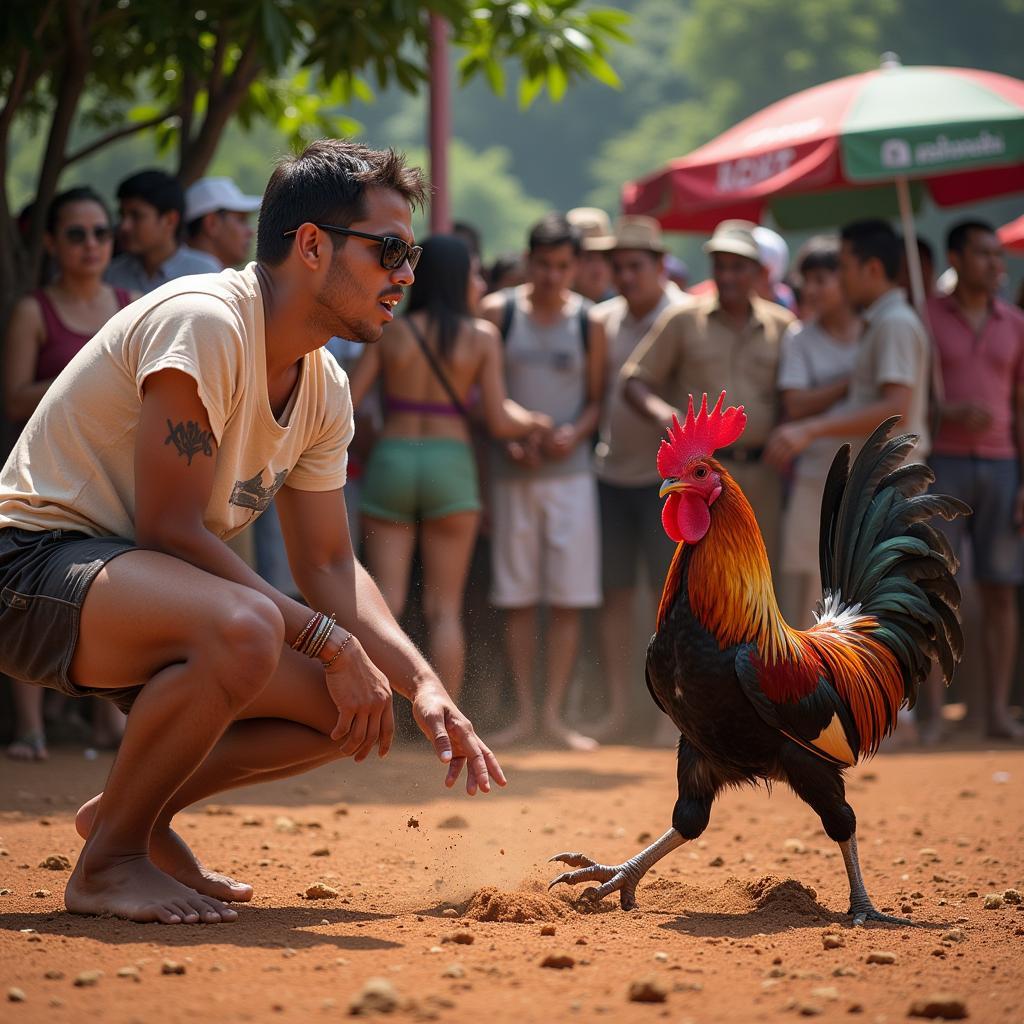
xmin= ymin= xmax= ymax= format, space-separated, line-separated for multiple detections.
xmin=500 ymin=287 xmax=592 ymax=354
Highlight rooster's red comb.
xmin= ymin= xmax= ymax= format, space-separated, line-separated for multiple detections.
xmin=656 ymin=391 xmax=747 ymax=477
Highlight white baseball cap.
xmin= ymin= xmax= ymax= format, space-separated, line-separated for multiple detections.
xmin=752 ymin=226 xmax=790 ymax=286
xmin=185 ymin=177 xmax=261 ymax=223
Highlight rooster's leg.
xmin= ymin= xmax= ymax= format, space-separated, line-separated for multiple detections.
xmin=548 ymin=828 xmax=685 ymax=910
xmin=840 ymin=833 xmax=913 ymax=926
xmin=781 ymin=744 xmax=912 ymax=926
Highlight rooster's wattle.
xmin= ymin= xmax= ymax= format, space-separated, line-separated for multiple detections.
xmin=550 ymin=391 xmax=969 ymax=924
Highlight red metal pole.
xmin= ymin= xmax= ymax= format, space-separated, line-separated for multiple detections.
xmin=428 ymin=14 xmax=452 ymax=235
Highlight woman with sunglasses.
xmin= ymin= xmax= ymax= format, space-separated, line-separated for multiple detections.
xmin=3 ymin=186 xmax=136 ymax=761
xmin=349 ymin=234 xmax=550 ymax=700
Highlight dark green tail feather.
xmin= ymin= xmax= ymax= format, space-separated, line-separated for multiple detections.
xmin=817 ymin=418 xmax=971 ymax=703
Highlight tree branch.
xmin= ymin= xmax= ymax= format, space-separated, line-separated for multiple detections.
xmin=64 ymin=108 xmax=179 ymax=167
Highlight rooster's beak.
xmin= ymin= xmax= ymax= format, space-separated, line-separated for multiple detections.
xmin=659 ymin=478 xmax=688 ymax=498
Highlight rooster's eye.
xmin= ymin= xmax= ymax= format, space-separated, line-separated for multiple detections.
xmin=693 ymin=466 xmax=708 ymax=479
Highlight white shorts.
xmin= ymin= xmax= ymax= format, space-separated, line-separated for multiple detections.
xmin=489 ymin=472 xmax=601 ymax=609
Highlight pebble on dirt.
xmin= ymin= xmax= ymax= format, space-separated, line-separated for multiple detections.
xmin=627 ymin=976 xmax=668 ymax=1003
xmin=348 ymin=977 xmax=400 ymax=1016
xmin=160 ymin=961 xmax=185 ymax=976
xmin=304 ymin=882 xmax=340 ymax=900
xmin=908 ymin=993 xmax=969 ymax=1020
xmin=74 ymin=971 xmax=102 ymax=987
xmin=865 ymin=951 xmax=897 ymax=965
xmin=38 ymin=854 xmax=71 ymax=871
xmin=540 ymin=952 xmax=576 ymax=970
xmin=7 ymin=987 xmax=27 ymax=1002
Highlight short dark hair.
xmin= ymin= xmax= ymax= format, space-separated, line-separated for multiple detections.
xmin=946 ymin=219 xmax=995 ymax=255
xmin=46 ymin=186 xmax=110 ymax=234
xmin=840 ymin=218 xmax=901 ymax=281
xmin=256 ymin=139 xmax=429 ymax=266
xmin=796 ymin=234 xmax=840 ymax=277
xmin=186 ymin=212 xmax=215 ymax=240
xmin=527 ymin=212 xmax=580 ymax=255
xmin=117 ymin=169 xmax=184 ymax=220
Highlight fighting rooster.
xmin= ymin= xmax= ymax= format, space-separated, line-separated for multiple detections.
xmin=550 ymin=392 xmax=969 ymax=925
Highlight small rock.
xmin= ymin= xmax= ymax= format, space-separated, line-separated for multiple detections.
xmin=0 ymin=889 xmax=11 ymax=895
xmin=204 ymin=804 xmax=234 ymax=816
xmin=540 ymin=924 xmax=556 ymax=936
xmin=941 ymin=928 xmax=965 ymax=943
xmin=908 ymin=993 xmax=968 ymax=1020
xmin=74 ymin=971 xmax=102 ymax=987
xmin=811 ymin=987 xmax=839 ymax=1001
xmin=274 ymin=816 xmax=299 ymax=834
xmin=43 ymin=971 xmax=63 ymax=980
xmin=116 ymin=966 xmax=140 ymax=981
xmin=653 ymin=951 xmax=669 ymax=962
xmin=441 ymin=931 xmax=474 ymax=945
xmin=636 ymin=831 xmax=652 ymax=843
xmin=797 ymin=1004 xmax=823 ymax=1017
xmin=865 ymin=951 xmax=896 ymax=965
xmin=708 ymin=856 xmax=724 ymax=867
xmin=1002 ymin=888 xmax=1021 ymax=905
xmin=29 ymin=889 xmax=50 ymax=898
xmin=38 ymin=855 xmax=71 ymax=871
xmin=575 ymin=937 xmax=588 ymax=945
xmin=822 ymin=933 xmax=844 ymax=950
xmin=333 ymin=805 xmax=349 ymax=816
xmin=311 ymin=847 xmax=330 ymax=857
xmin=441 ymin=908 xmax=459 ymax=918
xmin=438 ymin=815 xmax=469 ymax=829
xmin=241 ymin=815 xmax=262 ymax=826
xmin=784 ymin=838 xmax=806 ymax=854
xmin=349 ymin=977 xmax=399 ymax=1016
xmin=8 ymin=988 xmax=27 ymax=1002
xmin=441 ymin=964 xmax=465 ymax=979
xmin=627 ymin=976 xmax=668 ymax=1003
xmin=407 ymin=817 xmax=420 ymax=829
xmin=540 ymin=952 xmax=576 ymax=970
xmin=983 ymin=893 xmax=1003 ymax=910
xmin=161 ymin=961 xmax=186 ymax=976
xmin=304 ymin=882 xmax=340 ymax=900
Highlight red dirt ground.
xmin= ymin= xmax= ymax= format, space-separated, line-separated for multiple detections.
xmin=2 ymin=743 xmax=1023 ymax=1023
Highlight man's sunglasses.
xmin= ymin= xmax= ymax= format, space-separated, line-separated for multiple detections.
xmin=282 ymin=223 xmax=422 ymax=271
xmin=63 ymin=225 xmax=113 ymax=245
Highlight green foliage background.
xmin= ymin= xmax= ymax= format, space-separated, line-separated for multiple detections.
xmin=8 ymin=0 xmax=1024 ymax=267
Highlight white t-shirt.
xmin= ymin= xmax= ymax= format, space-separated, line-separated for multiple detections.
xmin=777 ymin=319 xmax=861 ymax=481
xmin=0 ymin=264 xmax=354 ymax=541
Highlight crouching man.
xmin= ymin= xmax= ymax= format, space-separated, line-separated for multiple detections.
xmin=0 ymin=139 xmax=504 ymax=925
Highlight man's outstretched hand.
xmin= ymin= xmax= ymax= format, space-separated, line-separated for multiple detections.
xmin=413 ymin=682 xmax=507 ymax=795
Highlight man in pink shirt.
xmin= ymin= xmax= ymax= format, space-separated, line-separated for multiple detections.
xmin=927 ymin=219 xmax=1024 ymax=741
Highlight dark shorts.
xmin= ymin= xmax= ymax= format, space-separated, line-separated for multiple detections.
xmin=929 ymin=455 xmax=1024 ymax=585
xmin=0 ymin=527 xmax=139 ymax=713
xmin=598 ymin=480 xmax=677 ymax=592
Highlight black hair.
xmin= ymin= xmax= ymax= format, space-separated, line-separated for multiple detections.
xmin=796 ymin=234 xmax=839 ymax=277
xmin=256 ymin=139 xmax=429 ymax=266
xmin=487 ymin=252 xmax=523 ymax=292
xmin=840 ymin=218 xmax=902 ymax=281
xmin=116 ymin=169 xmax=184 ymax=220
xmin=186 ymin=213 xmax=216 ymax=240
xmin=405 ymin=235 xmax=471 ymax=361
xmin=946 ymin=219 xmax=995 ymax=255
xmin=46 ymin=187 xmax=110 ymax=234
xmin=452 ymin=220 xmax=482 ymax=259
xmin=527 ymin=212 xmax=581 ymax=255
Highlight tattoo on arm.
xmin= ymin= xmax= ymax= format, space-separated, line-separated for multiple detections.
xmin=165 ymin=419 xmax=214 ymax=465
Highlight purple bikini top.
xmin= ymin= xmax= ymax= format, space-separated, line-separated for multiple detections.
xmin=385 ymin=396 xmax=462 ymax=418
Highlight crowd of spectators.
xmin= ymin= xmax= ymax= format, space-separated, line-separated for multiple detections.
xmin=4 ymin=160 xmax=1023 ymax=760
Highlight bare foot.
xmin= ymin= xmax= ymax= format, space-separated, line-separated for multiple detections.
xmin=76 ymin=796 xmax=253 ymax=903
xmin=986 ymin=715 xmax=1024 ymax=741
xmin=6 ymin=731 xmax=48 ymax=761
xmin=543 ymin=721 xmax=599 ymax=752
xmin=66 ymin=850 xmax=238 ymax=924
xmin=487 ymin=718 xmax=537 ymax=749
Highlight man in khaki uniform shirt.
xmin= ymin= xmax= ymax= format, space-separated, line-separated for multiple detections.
xmin=623 ymin=220 xmax=794 ymax=565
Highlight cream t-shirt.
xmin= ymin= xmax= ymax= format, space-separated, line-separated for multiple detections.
xmin=0 ymin=265 xmax=354 ymax=540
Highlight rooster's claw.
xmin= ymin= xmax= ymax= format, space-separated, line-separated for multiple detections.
xmin=850 ymin=906 xmax=915 ymax=927
xmin=548 ymin=854 xmax=641 ymax=910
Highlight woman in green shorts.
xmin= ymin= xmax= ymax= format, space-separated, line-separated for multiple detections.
xmin=349 ymin=235 xmax=550 ymax=697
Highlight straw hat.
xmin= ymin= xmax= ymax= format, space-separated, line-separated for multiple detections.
xmin=567 ymin=207 xmax=616 ymax=251
xmin=703 ymin=219 xmax=762 ymax=263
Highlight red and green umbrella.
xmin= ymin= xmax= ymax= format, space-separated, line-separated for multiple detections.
xmin=623 ymin=59 xmax=1024 ymax=234
xmin=999 ymin=214 xmax=1024 ymax=253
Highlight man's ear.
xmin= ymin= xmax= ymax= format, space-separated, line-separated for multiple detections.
xmin=292 ymin=223 xmax=325 ymax=270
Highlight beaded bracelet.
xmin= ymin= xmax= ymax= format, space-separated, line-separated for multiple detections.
xmin=291 ymin=612 xmax=321 ymax=651
xmin=307 ymin=613 xmax=337 ymax=659
xmin=323 ymin=632 xmax=354 ymax=670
